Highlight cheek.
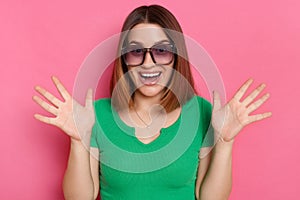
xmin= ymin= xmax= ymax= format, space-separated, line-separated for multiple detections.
xmin=162 ymin=71 xmax=172 ymax=81
xmin=127 ymin=68 xmax=138 ymax=80
xmin=161 ymin=65 xmax=174 ymax=82
xmin=127 ymin=69 xmax=142 ymax=89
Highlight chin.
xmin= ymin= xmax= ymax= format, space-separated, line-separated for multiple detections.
xmin=136 ymin=85 xmax=165 ymax=98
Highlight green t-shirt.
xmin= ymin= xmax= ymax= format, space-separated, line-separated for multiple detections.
xmin=90 ymin=95 xmax=213 ymax=200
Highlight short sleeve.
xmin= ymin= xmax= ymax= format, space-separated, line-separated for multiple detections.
xmin=198 ymin=97 xmax=214 ymax=148
xmin=90 ymin=121 xmax=100 ymax=148
xmin=90 ymin=100 xmax=101 ymax=149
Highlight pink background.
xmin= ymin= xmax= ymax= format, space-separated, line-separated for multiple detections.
xmin=1 ymin=0 xmax=299 ymax=199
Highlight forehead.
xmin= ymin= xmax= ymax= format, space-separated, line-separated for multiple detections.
xmin=127 ymin=23 xmax=170 ymax=46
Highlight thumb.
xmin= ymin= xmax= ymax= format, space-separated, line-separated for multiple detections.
xmin=213 ymin=91 xmax=222 ymax=110
xmin=85 ymin=88 xmax=94 ymax=109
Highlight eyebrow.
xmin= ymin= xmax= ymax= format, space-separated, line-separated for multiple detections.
xmin=128 ymin=39 xmax=171 ymax=46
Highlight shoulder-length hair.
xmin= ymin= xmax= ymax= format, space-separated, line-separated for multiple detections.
xmin=110 ymin=5 xmax=196 ymax=113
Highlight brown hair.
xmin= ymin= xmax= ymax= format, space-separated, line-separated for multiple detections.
xmin=110 ymin=5 xmax=195 ymax=112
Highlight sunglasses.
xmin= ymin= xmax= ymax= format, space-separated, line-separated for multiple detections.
xmin=121 ymin=43 xmax=176 ymax=66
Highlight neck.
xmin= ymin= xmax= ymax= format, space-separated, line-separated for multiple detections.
xmin=133 ymin=91 xmax=162 ymax=112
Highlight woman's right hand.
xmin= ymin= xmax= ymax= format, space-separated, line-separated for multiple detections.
xmin=33 ymin=76 xmax=95 ymax=141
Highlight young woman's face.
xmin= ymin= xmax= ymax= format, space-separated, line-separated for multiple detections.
xmin=124 ymin=23 xmax=175 ymax=98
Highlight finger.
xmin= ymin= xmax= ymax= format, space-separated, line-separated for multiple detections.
xmin=248 ymin=112 xmax=272 ymax=123
xmin=242 ymin=83 xmax=266 ymax=106
xmin=32 ymin=95 xmax=58 ymax=115
xmin=85 ymin=88 xmax=94 ymax=109
xmin=35 ymin=86 xmax=61 ymax=107
xmin=233 ymin=78 xmax=254 ymax=101
xmin=213 ymin=91 xmax=221 ymax=110
xmin=34 ymin=113 xmax=56 ymax=125
xmin=51 ymin=76 xmax=71 ymax=101
xmin=247 ymin=93 xmax=270 ymax=114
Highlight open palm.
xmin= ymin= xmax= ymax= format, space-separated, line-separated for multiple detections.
xmin=33 ymin=76 xmax=95 ymax=141
xmin=212 ymin=79 xmax=272 ymax=142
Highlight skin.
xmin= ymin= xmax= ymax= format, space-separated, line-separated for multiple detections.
xmin=33 ymin=23 xmax=272 ymax=200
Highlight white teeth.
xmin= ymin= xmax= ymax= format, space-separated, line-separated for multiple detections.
xmin=140 ymin=72 xmax=161 ymax=78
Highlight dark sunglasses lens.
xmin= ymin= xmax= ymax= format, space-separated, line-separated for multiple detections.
xmin=123 ymin=47 xmax=144 ymax=66
xmin=151 ymin=44 xmax=174 ymax=65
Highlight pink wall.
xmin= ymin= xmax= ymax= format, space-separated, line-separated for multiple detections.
xmin=1 ymin=0 xmax=299 ymax=199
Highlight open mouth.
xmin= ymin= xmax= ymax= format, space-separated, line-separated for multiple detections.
xmin=138 ymin=71 xmax=162 ymax=86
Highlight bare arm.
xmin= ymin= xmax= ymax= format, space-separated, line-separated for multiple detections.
xmin=197 ymin=79 xmax=271 ymax=200
xmin=63 ymin=139 xmax=100 ymax=200
xmin=198 ymin=141 xmax=233 ymax=200
xmin=63 ymin=139 xmax=96 ymax=200
xmin=90 ymin=147 xmax=100 ymax=199
xmin=195 ymin=152 xmax=211 ymax=199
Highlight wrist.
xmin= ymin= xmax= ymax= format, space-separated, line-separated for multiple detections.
xmin=70 ymin=137 xmax=92 ymax=156
xmin=218 ymin=135 xmax=234 ymax=144
xmin=214 ymin=137 xmax=234 ymax=155
xmin=215 ymin=130 xmax=235 ymax=150
xmin=216 ymin=127 xmax=234 ymax=143
xmin=70 ymin=129 xmax=92 ymax=145
xmin=70 ymin=137 xmax=82 ymax=145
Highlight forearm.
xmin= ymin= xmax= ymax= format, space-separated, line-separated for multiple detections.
xmin=63 ymin=136 xmax=94 ymax=200
xmin=199 ymin=139 xmax=234 ymax=200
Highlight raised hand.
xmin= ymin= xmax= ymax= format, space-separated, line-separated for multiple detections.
xmin=212 ymin=79 xmax=272 ymax=142
xmin=33 ymin=76 xmax=95 ymax=141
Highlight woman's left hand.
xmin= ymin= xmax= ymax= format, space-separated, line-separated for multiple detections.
xmin=212 ymin=78 xmax=272 ymax=142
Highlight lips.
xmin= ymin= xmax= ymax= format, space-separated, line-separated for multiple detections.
xmin=138 ymin=71 xmax=162 ymax=86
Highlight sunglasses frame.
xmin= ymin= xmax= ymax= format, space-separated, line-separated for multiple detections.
xmin=121 ymin=43 xmax=177 ymax=66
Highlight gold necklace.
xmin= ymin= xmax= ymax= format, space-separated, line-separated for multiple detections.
xmin=133 ymin=106 xmax=162 ymax=129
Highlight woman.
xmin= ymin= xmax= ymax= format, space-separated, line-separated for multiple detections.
xmin=33 ymin=5 xmax=271 ymax=200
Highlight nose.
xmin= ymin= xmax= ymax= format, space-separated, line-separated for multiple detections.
xmin=142 ymin=50 xmax=155 ymax=67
